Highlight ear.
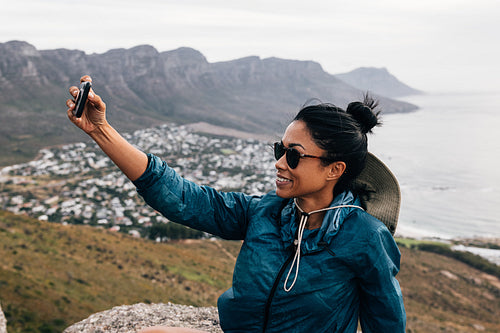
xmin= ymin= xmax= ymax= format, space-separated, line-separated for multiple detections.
xmin=326 ymin=161 xmax=346 ymax=181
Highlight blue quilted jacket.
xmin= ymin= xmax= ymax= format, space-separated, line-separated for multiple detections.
xmin=133 ymin=154 xmax=406 ymax=332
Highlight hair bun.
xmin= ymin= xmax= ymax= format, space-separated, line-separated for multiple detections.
xmin=346 ymin=97 xmax=381 ymax=134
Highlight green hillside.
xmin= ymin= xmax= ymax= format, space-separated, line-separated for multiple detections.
xmin=0 ymin=210 xmax=499 ymax=332
xmin=0 ymin=210 xmax=239 ymax=333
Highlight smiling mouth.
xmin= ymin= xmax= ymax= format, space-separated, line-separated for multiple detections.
xmin=276 ymin=176 xmax=291 ymax=183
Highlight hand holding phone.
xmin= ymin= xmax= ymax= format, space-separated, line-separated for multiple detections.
xmin=73 ymin=81 xmax=92 ymax=118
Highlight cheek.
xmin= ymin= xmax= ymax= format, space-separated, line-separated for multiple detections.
xmin=296 ymin=169 xmax=324 ymax=187
xmin=301 ymin=167 xmax=333 ymax=190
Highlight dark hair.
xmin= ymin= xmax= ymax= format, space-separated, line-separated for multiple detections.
xmin=293 ymin=94 xmax=381 ymax=197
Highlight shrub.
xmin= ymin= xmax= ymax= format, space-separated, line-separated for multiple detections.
xmin=412 ymin=242 xmax=500 ymax=278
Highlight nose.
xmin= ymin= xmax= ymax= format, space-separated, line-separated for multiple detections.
xmin=275 ymin=153 xmax=287 ymax=171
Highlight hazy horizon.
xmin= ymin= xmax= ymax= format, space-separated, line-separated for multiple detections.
xmin=2 ymin=0 xmax=499 ymax=93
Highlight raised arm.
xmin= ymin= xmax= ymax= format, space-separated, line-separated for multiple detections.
xmin=66 ymin=75 xmax=148 ymax=181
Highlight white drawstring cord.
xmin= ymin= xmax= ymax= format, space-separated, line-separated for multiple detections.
xmin=283 ymin=199 xmax=363 ymax=292
xmin=283 ymin=208 xmax=308 ymax=292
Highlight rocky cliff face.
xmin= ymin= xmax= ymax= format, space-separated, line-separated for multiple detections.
xmin=0 ymin=41 xmax=419 ymax=165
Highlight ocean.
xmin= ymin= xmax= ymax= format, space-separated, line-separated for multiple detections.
xmin=368 ymin=91 xmax=500 ymax=239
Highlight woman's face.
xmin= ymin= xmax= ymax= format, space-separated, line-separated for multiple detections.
xmin=275 ymin=120 xmax=341 ymax=209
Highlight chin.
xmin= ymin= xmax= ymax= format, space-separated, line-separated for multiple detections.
xmin=275 ymin=189 xmax=293 ymax=199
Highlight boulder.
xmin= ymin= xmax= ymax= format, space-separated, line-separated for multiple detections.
xmin=64 ymin=303 xmax=222 ymax=333
xmin=0 ymin=302 xmax=7 ymax=333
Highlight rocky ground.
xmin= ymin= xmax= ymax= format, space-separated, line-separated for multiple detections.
xmin=0 ymin=303 xmax=6 ymax=333
xmin=63 ymin=303 xmax=222 ymax=333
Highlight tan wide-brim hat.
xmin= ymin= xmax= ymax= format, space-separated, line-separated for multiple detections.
xmin=354 ymin=153 xmax=401 ymax=235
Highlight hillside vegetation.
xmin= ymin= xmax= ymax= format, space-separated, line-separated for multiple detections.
xmin=0 ymin=210 xmax=499 ymax=333
xmin=0 ymin=210 xmax=238 ymax=332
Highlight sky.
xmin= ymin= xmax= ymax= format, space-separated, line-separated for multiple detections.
xmin=1 ymin=0 xmax=499 ymax=93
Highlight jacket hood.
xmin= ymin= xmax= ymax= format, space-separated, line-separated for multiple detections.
xmin=279 ymin=191 xmax=362 ymax=253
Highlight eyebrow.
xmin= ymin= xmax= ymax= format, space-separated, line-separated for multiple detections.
xmin=283 ymin=141 xmax=305 ymax=150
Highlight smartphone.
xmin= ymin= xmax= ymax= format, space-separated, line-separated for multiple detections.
xmin=73 ymin=81 xmax=92 ymax=118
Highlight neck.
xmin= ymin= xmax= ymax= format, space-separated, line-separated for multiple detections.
xmin=295 ymin=196 xmax=333 ymax=214
xmin=294 ymin=198 xmax=333 ymax=230
xmin=304 ymin=213 xmax=325 ymax=230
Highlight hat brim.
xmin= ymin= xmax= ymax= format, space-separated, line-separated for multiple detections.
xmin=353 ymin=153 xmax=401 ymax=235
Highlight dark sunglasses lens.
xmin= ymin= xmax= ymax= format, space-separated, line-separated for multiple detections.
xmin=286 ymin=148 xmax=300 ymax=169
xmin=274 ymin=142 xmax=300 ymax=168
xmin=274 ymin=142 xmax=285 ymax=160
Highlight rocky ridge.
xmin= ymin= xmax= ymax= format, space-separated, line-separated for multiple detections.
xmin=0 ymin=40 xmax=419 ymax=166
xmin=335 ymin=66 xmax=422 ymax=97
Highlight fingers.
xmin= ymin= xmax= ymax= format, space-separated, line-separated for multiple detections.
xmin=66 ymin=98 xmax=75 ymax=109
xmin=66 ymin=75 xmax=106 ymax=129
xmin=80 ymin=75 xmax=92 ymax=83
xmin=75 ymin=75 xmax=104 ymax=109
xmin=67 ymin=107 xmax=76 ymax=121
xmin=69 ymin=86 xmax=79 ymax=99
xmin=68 ymin=75 xmax=92 ymax=98
xmin=66 ymin=103 xmax=79 ymax=124
xmin=87 ymin=88 xmax=106 ymax=111
xmin=68 ymin=75 xmax=102 ymax=108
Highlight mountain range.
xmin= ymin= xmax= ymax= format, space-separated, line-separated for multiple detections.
xmin=0 ymin=41 xmax=419 ymax=166
xmin=335 ymin=66 xmax=422 ymax=97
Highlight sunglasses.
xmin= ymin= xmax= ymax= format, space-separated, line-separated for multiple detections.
xmin=273 ymin=141 xmax=329 ymax=169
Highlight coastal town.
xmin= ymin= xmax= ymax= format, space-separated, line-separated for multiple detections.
xmin=0 ymin=123 xmax=277 ymax=238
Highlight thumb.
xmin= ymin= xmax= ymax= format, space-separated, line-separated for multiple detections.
xmin=87 ymin=89 xmax=106 ymax=111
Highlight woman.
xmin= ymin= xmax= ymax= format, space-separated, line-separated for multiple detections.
xmin=66 ymin=76 xmax=406 ymax=332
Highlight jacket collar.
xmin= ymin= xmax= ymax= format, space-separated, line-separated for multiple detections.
xmin=279 ymin=191 xmax=361 ymax=253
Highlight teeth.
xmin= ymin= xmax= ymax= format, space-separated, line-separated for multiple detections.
xmin=277 ymin=177 xmax=290 ymax=182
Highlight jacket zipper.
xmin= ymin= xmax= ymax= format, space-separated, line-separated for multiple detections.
xmin=262 ymin=246 xmax=334 ymax=332
xmin=262 ymin=252 xmax=295 ymax=332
